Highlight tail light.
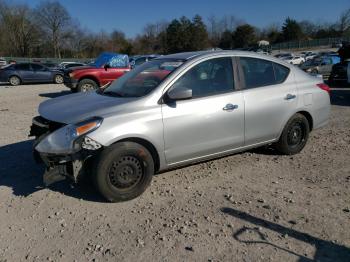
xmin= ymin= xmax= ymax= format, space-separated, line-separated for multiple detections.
xmin=316 ymin=83 xmax=330 ymax=94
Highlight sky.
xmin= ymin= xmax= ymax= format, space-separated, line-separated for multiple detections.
xmin=14 ymin=0 xmax=350 ymax=37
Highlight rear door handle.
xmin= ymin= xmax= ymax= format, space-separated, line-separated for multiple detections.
xmin=285 ymin=94 xmax=296 ymax=100
xmin=223 ymin=104 xmax=238 ymax=111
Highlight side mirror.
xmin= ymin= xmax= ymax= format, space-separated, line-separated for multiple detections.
xmin=167 ymin=86 xmax=192 ymax=101
xmin=104 ymin=64 xmax=111 ymax=71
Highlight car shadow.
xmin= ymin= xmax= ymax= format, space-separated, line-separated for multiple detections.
xmin=0 ymin=140 xmax=105 ymax=202
xmin=330 ymin=88 xmax=350 ymax=107
xmin=39 ymin=90 xmax=71 ymax=98
xmin=221 ymin=207 xmax=350 ymax=262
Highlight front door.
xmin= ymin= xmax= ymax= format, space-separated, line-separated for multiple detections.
xmin=162 ymin=57 xmax=245 ymax=165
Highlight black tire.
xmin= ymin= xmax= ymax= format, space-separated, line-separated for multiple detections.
xmin=77 ymin=79 xmax=98 ymax=92
xmin=275 ymin=113 xmax=310 ymax=155
xmin=93 ymin=142 xmax=154 ymax=202
xmin=9 ymin=75 xmax=21 ymax=86
xmin=54 ymin=74 xmax=64 ymax=84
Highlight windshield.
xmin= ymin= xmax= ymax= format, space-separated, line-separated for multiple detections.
xmin=102 ymin=58 xmax=184 ymax=97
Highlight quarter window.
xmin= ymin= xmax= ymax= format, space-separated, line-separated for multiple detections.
xmin=171 ymin=57 xmax=234 ymax=98
xmin=240 ymin=57 xmax=289 ymax=89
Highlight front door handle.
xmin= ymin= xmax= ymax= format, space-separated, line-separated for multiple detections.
xmin=285 ymin=94 xmax=296 ymax=100
xmin=223 ymin=104 xmax=238 ymax=111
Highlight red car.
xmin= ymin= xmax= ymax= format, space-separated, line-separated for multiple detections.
xmin=64 ymin=52 xmax=131 ymax=92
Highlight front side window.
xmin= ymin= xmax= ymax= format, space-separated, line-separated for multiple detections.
xmin=15 ymin=64 xmax=30 ymax=71
xmin=240 ymin=57 xmax=289 ymax=89
xmin=171 ymin=57 xmax=234 ymax=98
xmin=102 ymin=59 xmax=184 ymax=97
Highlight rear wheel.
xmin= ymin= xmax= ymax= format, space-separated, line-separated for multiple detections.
xmin=9 ymin=75 xmax=21 ymax=86
xmin=93 ymin=142 xmax=154 ymax=202
xmin=77 ymin=79 xmax=98 ymax=92
xmin=275 ymin=113 xmax=310 ymax=155
xmin=54 ymin=74 xmax=64 ymax=84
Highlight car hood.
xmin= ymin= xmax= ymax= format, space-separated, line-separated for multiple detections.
xmin=39 ymin=91 xmax=136 ymax=124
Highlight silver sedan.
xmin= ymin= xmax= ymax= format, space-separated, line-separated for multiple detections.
xmin=31 ymin=50 xmax=331 ymax=202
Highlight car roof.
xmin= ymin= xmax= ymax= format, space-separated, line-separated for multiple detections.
xmin=159 ymin=50 xmax=272 ymax=61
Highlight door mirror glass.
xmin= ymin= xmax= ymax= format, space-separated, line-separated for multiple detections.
xmin=167 ymin=86 xmax=192 ymax=101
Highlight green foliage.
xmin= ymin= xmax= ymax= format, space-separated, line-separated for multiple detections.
xmin=282 ymin=17 xmax=305 ymax=41
xmin=166 ymin=15 xmax=209 ymax=53
xmin=233 ymin=24 xmax=257 ymax=48
xmin=0 ymin=1 xmax=349 ymax=58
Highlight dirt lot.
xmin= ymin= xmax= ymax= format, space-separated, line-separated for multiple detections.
xmin=0 ymin=84 xmax=349 ymax=262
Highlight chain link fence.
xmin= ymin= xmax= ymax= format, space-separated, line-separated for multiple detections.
xmin=271 ymin=37 xmax=350 ymax=51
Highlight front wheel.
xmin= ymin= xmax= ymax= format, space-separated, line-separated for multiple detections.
xmin=77 ymin=79 xmax=98 ymax=92
xmin=275 ymin=113 xmax=310 ymax=155
xmin=93 ymin=142 xmax=154 ymax=202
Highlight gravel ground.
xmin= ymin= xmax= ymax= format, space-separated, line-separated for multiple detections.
xmin=0 ymin=83 xmax=349 ymax=262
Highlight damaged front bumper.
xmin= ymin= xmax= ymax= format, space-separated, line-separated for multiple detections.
xmin=30 ymin=116 xmax=103 ymax=186
xmin=39 ymin=149 xmax=98 ymax=186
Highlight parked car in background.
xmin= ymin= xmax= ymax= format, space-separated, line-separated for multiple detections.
xmin=64 ymin=52 xmax=130 ymax=92
xmin=275 ymin=53 xmax=293 ymax=59
xmin=30 ymin=50 xmax=330 ymax=202
xmin=329 ymin=60 xmax=349 ymax=84
xmin=58 ymin=62 xmax=86 ymax=70
xmin=0 ymin=57 xmax=7 ymax=68
xmin=0 ymin=63 xmax=64 ymax=85
xmin=332 ymin=41 xmax=342 ymax=48
xmin=301 ymin=52 xmax=318 ymax=61
xmin=43 ymin=62 xmax=58 ymax=69
xmin=300 ymin=56 xmax=340 ymax=79
xmin=282 ymin=55 xmax=305 ymax=65
xmin=129 ymin=55 xmax=159 ymax=68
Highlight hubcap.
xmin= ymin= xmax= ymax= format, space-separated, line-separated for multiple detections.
xmin=287 ymin=121 xmax=304 ymax=147
xmin=55 ymin=75 xmax=63 ymax=83
xmin=108 ymin=156 xmax=143 ymax=189
xmin=10 ymin=77 xmax=19 ymax=85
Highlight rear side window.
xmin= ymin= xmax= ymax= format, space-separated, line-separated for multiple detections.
xmin=240 ymin=57 xmax=290 ymax=89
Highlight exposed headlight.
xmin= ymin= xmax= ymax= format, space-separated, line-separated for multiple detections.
xmin=35 ymin=117 xmax=103 ymax=154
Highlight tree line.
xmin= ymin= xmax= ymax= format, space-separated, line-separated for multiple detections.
xmin=0 ymin=0 xmax=349 ymax=58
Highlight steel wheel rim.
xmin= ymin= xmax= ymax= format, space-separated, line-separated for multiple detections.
xmin=108 ymin=156 xmax=143 ymax=190
xmin=287 ymin=121 xmax=305 ymax=148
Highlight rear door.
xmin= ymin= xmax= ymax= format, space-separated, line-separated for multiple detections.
xmin=238 ymin=57 xmax=297 ymax=146
xmin=162 ymin=57 xmax=245 ymax=165
xmin=30 ymin=64 xmax=52 ymax=82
